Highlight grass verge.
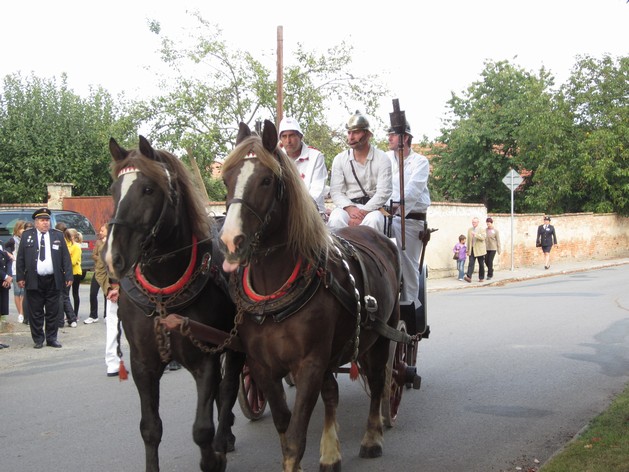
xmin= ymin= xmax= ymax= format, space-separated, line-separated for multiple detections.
xmin=541 ymin=384 xmax=629 ymax=471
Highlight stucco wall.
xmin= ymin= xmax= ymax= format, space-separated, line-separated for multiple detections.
xmin=427 ymin=206 xmax=629 ymax=278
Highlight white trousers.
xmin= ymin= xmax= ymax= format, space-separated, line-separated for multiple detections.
xmin=105 ymin=299 xmax=123 ymax=375
xmin=328 ymin=207 xmax=385 ymax=233
xmin=391 ymin=218 xmax=424 ymax=307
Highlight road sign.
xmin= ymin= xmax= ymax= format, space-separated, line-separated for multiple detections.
xmin=502 ymin=169 xmax=523 ymax=191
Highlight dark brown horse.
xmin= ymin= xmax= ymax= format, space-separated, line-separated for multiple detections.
xmin=219 ymin=120 xmax=402 ymax=471
xmin=103 ymin=136 xmax=245 ymax=472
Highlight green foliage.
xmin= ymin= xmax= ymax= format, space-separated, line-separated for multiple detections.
xmin=432 ymin=60 xmax=555 ymax=212
xmin=431 ymin=55 xmax=628 ymax=215
xmin=142 ymin=13 xmax=388 ymax=185
xmin=0 ymin=73 xmax=141 ymax=203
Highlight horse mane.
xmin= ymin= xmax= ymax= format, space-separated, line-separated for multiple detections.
xmin=223 ymin=135 xmax=332 ymax=265
xmin=111 ymin=147 xmax=212 ymax=240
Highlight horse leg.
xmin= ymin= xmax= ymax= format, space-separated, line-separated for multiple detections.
xmin=131 ymin=360 xmax=165 ymax=472
xmin=282 ymin=364 xmax=326 ymax=472
xmin=319 ymin=371 xmax=341 ymax=472
xmin=192 ymin=354 xmax=227 ymax=472
xmin=214 ymin=350 xmax=246 ymax=454
xmin=358 ymin=336 xmax=390 ymax=459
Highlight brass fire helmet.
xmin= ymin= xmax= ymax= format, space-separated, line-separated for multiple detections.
xmin=346 ymin=110 xmax=372 ymax=134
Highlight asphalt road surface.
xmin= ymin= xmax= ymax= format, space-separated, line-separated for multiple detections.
xmin=1 ymin=265 xmax=628 ymax=471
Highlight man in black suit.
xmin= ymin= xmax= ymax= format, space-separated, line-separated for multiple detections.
xmin=16 ymin=208 xmax=73 ymax=349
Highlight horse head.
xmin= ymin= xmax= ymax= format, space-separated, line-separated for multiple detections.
xmin=220 ymin=120 xmax=330 ymax=273
xmin=104 ymin=136 xmax=209 ymax=280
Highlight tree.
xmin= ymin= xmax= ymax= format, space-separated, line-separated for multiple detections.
xmin=0 ymin=73 xmax=141 ymax=203
xmin=143 ymin=13 xmax=388 ymax=200
xmin=527 ymin=55 xmax=628 ymax=215
xmin=431 ymin=60 xmax=556 ymax=212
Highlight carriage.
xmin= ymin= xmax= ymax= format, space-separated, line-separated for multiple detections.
xmin=106 ymin=115 xmax=434 ymax=472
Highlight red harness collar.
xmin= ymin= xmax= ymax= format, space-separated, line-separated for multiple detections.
xmin=242 ymin=258 xmax=303 ymax=302
xmin=134 ymin=235 xmax=198 ymax=295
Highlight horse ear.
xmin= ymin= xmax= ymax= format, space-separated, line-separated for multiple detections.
xmin=262 ymin=119 xmax=278 ymax=154
xmin=139 ymin=135 xmax=157 ymax=161
xmin=236 ymin=122 xmax=251 ymax=145
xmin=109 ymin=137 xmax=130 ymax=162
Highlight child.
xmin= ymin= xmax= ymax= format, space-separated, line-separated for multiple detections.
xmin=453 ymin=235 xmax=467 ymax=281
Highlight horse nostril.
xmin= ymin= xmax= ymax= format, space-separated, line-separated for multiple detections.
xmin=234 ymin=235 xmax=244 ymax=250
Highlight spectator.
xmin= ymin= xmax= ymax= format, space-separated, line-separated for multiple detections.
xmin=453 ymin=235 xmax=467 ymax=281
xmin=484 ymin=217 xmax=501 ymax=280
xmin=4 ymin=220 xmax=26 ymax=323
xmin=16 ymin=208 xmax=73 ymax=349
xmin=70 ymin=229 xmax=84 ymax=320
xmin=328 ymin=111 xmax=392 ymax=232
xmin=1 ymin=239 xmax=12 ymax=339
xmin=85 ymin=224 xmax=107 ymax=324
xmin=463 ymin=216 xmax=487 ymax=283
xmin=58 ymin=228 xmax=80 ymax=328
xmin=536 ymin=216 xmax=558 ymax=269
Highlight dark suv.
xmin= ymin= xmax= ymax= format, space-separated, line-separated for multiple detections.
xmin=0 ymin=209 xmax=98 ymax=272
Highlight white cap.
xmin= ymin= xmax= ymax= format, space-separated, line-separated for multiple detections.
xmin=278 ymin=117 xmax=303 ymax=137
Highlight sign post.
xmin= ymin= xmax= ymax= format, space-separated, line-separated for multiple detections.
xmin=502 ymin=169 xmax=523 ymax=271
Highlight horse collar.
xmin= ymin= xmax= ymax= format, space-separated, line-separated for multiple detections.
xmin=135 ymin=235 xmax=198 ymax=296
xmin=242 ymin=258 xmax=303 ymax=302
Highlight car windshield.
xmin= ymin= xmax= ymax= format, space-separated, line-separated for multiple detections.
xmin=54 ymin=213 xmax=96 ymax=235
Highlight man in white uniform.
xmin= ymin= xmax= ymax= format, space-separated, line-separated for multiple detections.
xmin=387 ymin=120 xmax=431 ymax=308
xmin=328 ymin=111 xmax=392 ymax=232
xmin=278 ymin=117 xmax=328 ymax=215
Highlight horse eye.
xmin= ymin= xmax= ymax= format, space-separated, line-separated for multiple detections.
xmin=261 ymin=177 xmax=272 ymax=187
xmin=143 ymin=187 xmax=154 ymax=195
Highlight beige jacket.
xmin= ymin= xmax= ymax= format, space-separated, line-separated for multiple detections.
xmin=467 ymin=225 xmax=487 ymax=257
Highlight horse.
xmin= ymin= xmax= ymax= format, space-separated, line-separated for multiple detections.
xmin=219 ymin=120 xmax=403 ymax=471
xmin=103 ymin=136 xmax=245 ymax=472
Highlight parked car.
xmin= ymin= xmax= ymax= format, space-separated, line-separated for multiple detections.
xmin=0 ymin=209 xmax=98 ymax=273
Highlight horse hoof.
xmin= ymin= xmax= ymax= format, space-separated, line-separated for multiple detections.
xmin=226 ymin=433 xmax=236 ymax=453
xmin=213 ymin=433 xmax=236 ymax=454
xmin=201 ymin=452 xmax=226 ymax=472
xmin=320 ymin=461 xmax=341 ymax=472
xmin=359 ymin=444 xmax=382 ymax=458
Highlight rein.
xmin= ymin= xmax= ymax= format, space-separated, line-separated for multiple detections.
xmin=109 ymin=164 xmax=180 ymax=264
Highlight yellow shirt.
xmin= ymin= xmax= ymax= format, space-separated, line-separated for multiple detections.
xmin=66 ymin=240 xmax=82 ymax=276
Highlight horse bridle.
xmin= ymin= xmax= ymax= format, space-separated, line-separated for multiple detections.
xmin=224 ymin=154 xmax=286 ymax=259
xmin=109 ymin=165 xmax=181 ymax=264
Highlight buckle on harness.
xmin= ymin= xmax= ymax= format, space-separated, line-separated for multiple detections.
xmin=364 ymin=295 xmax=378 ymax=313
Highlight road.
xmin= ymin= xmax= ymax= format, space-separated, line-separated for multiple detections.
xmin=1 ymin=265 xmax=628 ymax=471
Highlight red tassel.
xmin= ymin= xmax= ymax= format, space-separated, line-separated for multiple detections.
xmin=118 ymin=360 xmax=129 ymax=381
xmin=349 ymin=361 xmax=359 ymax=381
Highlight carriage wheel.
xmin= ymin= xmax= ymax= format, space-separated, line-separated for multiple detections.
xmin=382 ymin=320 xmax=408 ymax=428
xmin=238 ymin=361 xmax=267 ymax=421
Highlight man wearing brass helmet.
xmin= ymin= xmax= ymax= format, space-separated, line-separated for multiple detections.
xmin=328 ymin=111 xmax=392 ymax=231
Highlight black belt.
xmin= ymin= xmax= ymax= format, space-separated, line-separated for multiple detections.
xmin=38 ymin=274 xmax=54 ymax=279
xmin=350 ymin=196 xmax=371 ymax=205
xmin=398 ymin=212 xmax=426 ymax=221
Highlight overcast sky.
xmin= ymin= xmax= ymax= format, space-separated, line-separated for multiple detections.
xmin=2 ymin=0 xmax=627 ymax=140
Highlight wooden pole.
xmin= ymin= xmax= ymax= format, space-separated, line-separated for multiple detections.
xmin=186 ymin=147 xmax=210 ymax=203
xmin=276 ymin=26 xmax=283 ymax=125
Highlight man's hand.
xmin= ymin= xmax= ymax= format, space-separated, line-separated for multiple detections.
xmin=107 ymin=286 xmax=119 ymax=303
